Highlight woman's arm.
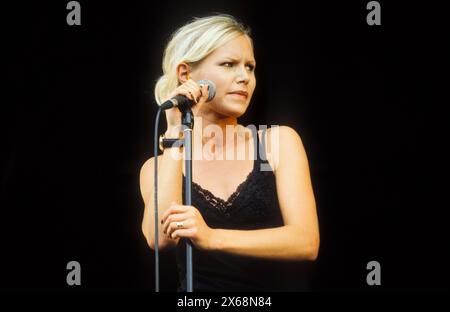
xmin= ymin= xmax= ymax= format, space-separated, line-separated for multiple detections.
xmin=140 ymin=130 xmax=184 ymax=250
xmin=141 ymin=78 xmax=208 ymax=250
xmin=162 ymin=126 xmax=320 ymax=261
xmin=210 ymin=126 xmax=319 ymax=260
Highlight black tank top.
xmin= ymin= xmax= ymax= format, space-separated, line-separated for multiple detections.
xmin=177 ymin=128 xmax=310 ymax=291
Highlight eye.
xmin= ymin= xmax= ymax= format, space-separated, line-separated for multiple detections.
xmin=246 ymin=64 xmax=255 ymax=71
xmin=221 ymin=62 xmax=234 ymax=68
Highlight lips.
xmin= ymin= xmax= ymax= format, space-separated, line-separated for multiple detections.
xmin=228 ymin=90 xmax=248 ymax=98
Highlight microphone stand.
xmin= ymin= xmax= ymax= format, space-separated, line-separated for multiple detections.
xmin=181 ymin=107 xmax=194 ymax=292
xmin=155 ymin=80 xmax=214 ymax=292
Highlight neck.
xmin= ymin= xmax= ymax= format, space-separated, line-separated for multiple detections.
xmin=191 ymin=112 xmax=249 ymax=159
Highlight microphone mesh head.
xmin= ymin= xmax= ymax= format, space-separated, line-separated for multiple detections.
xmin=198 ymin=80 xmax=216 ymax=102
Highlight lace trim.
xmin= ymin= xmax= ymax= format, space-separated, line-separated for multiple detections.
xmin=183 ymin=129 xmax=271 ymax=215
xmin=191 ymin=166 xmax=258 ymax=214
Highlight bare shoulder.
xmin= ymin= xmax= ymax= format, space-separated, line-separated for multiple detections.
xmin=279 ymin=126 xmax=305 ymax=151
xmin=139 ymin=155 xmax=162 ymax=204
xmin=258 ymin=126 xmax=306 ymax=171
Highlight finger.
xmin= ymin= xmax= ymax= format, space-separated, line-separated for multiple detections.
xmin=170 ymin=85 xmax=195 ymax=102
xmin=167 ymin=85 xmax=186 ymax=100
xmin=199 ymin=84 xmax=209 ymax=102
xmin=186 ymin=81 xmax=203 ymax=103
xmin=161 ymin=204 xmax=188 ymax=223
xmin=194 ymin=84 xmax=208 ymax=107
xmin=166 ymin=219 xmax=194 ymax=238
xmin=179 ymin=85 xmax=196 ymax=103
xmin=161 ymin=204 xmax=189 ymax=222
xmin=170 ymin=228 xmax=197 ymax=239
xmin=162 ymin=212 xmax=192 ymax=234
xmin=195 ymin=84 xmax=205 ymax=102
xmin=189 ymin=91 xmax=197 ymax=103
xmin=180 ymin=86 xmax=195 ymax=101
xmin=185 ymin=86 xmax=200 ymax=104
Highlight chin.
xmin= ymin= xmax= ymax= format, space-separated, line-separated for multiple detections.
xmin=216 ymin=101 xmax=249 ymax=118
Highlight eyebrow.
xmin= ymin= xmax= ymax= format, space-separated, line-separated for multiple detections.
xmin=221 ymin=57 xmax=256 ymax=64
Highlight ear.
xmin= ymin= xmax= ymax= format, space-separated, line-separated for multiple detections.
xmin=176 ymin=62 xmax=191 ymax=85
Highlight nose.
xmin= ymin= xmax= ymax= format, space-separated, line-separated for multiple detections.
xmin=236 ymin=65 xmax=250 ymax=84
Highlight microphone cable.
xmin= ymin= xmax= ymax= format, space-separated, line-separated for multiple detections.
xmin=153 ymin=106 xmax=163 ymax=292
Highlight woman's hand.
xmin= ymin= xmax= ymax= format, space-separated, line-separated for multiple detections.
xmin=161 ymin=202 xmax=214 ymax=250
xmin=162 ymin=79 xmax=209 ymax=136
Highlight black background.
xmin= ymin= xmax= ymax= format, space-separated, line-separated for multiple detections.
xmin=2 ymin=0 xmax=448 ymax=291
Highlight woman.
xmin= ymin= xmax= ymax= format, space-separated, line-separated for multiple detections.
xmin=140 ymin=14 xmax=319 ymax=291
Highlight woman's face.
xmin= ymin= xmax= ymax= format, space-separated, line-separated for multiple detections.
xmin=191 ymin=35 xmax=256 ymax=118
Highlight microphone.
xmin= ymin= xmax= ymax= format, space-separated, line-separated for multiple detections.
xmin=160 ymin=79 xmax=216 ymax=111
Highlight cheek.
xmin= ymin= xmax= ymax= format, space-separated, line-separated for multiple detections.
xmin=251 ymin=78 xmax=256 ymax=92
xmin=247 ymin=79 xmax=256 ymax=97
xmin=208 ymin=73 xmax=226 ymax=91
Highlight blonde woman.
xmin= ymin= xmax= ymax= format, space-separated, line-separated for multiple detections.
xmin=140 ymin=14 xmax=319 ymax=291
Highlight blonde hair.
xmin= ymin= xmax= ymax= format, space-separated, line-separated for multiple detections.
xmin=154 ymin=14 xmax=252 ymax=105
